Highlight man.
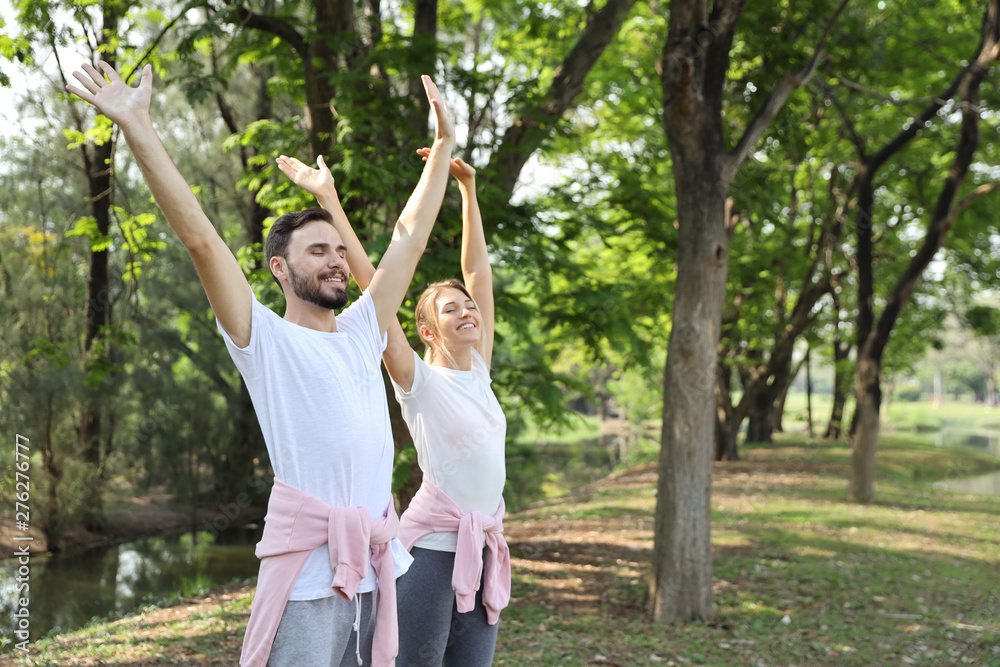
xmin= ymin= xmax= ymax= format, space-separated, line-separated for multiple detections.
xmin=67 ymin=61 xmax=456 ymax=667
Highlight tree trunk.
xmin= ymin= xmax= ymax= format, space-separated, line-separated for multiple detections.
xmin=230 ymin=1 xmax=355 ymax=160
xmin=0 ymin=245 xmax=11 ymax=300
xmin=391 ymin=0 xmax=438 ymax=513
xmin=933 ymin=366 xmax=944 ymax=406
xmin=388 ymin=375 xmax=422 ymax=512
xmin=805 ymin=346 xmax=814 ymax=437
xmin=651 ymin=166 xmax=727 ymax=622
xmin=987 ymin=363 xmax=997 ymax=407
xmin=824 ymin=296 xmax=850 ymax=439
xmin=882 ymin=374 xmax=894 ymax=412
xmin=78 ymin=10 xmax=122 ymax=526
xmin=746 ymin=349 xmax=797 ymax=444
xmin=650 ymin=0 xmax=846 ymax=622
xmin=850 ymin=355 xmax=881 ymax=503
xmin=406 ymin=0 xmax=437 ymax=140
xmin=219 ymin=379 xmax=264 ymax=500
xmin=213 ymin=60 xmax=273 ymax=501
xmin=825 ymin=357 xmax=849 ymax=439
xmin=41 ymin=393 xmax=63 ymax=551
xmin=745 ymin=384 xmax=772 ymax=444
xmin=652 ymin=4 xmax=735 ymax=614
xmin=770 ymin=353 xmax=802 ymax=435
xmin=734 ymin=260 xmax=830 ymax=446
xmin=715 ymin=362 xmax=739 ymax=461
xmin=306 ymin=0 xmax=356 ymax=158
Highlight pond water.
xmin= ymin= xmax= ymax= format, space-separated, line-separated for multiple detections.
xmin=504 ymin=432 xmax=651 ymax=512
xmin=935 ymin=471 xmax=1000 ymax=495
xmin=1 ymin=524 xmax=262 ymax=649
xmin=932 ymin=423 xmax=1000 ymax=495
xmin=935 ymin=427 xmax=999 ymax=454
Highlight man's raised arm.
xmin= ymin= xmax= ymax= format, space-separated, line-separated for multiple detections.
xmin=67 ymin=62 xmax=252 ymax=347
xmin=366 ymin=75 xmax=457 ymax=336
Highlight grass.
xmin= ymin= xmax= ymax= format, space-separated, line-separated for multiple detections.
xmin=5 ymin=431 xmax=1000 ymax=666
xmin=497 ymin=434 xmax=1000 ymax=666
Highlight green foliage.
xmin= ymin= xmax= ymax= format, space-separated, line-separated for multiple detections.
xmin=63 ymin=115 xmax=114 ymax=149
xmin=67 ymin=216 xmax=114 ymax=252
xmin=391 ymin=442 xmax=417 ymax=496
xmin=25 ymin=338 xmax=71 ymax=367
xmin=966 ymin=304 xmax=1000 ymax=337
xmin=893 ymin=383 xmax=922 ymax=402
xmin=0 ymin=18 xmax=32 ymax=88
xmin=116 ymin=206 xmax=166 ymax=282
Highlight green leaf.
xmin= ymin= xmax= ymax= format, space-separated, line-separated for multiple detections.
xmin=66 ymin=216 xmax=113 ymax=252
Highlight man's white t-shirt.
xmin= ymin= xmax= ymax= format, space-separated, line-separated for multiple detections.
xmin=218 ymin=288 xmax=412 ymax=600
xmin=392 ymin=348 xmax=507 ymax=551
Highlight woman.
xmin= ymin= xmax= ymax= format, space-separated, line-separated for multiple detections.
xmin=278 ymin=149 xmax=509 ymax=667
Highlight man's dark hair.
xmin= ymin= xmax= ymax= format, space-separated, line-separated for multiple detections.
xmin=265 ymin=207 xmax=335 ymax=289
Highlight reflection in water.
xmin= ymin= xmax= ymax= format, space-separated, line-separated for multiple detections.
xmin=935 ymin=472 xmax=1000 ymax=496
xmin=0 ymin=525 xmax=262 ymax=648
xmin=933 ymin=423 xmax=1000 ymax=497
xmin=504 ymin=432 xmax=653 ymax=512
xmin=935 ymin=428 xmax=999 ymax=456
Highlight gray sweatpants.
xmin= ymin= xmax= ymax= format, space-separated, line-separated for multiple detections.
xmin=267 ymin=591 xmax=376 ymax=667
xmin=396 ymin=546 xmax=499 ymax=667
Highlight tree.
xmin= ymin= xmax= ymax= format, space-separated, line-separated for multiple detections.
xmin=650 ymin=0 xmax=850 ymax=623
xmin=715 ymin=126 xmax=848 ymax=457
xmin=844 ymin=0 xmax=1000 ymax=503
xmin=16 ymin=0 xmax=140 ymax=526
xmin=0 ymin=98 xmax=167 ymax=546
xmin=4 ymin=0 xmax=174 ymax=535
xmin=0 ymin=130 xmax=84 ymax=547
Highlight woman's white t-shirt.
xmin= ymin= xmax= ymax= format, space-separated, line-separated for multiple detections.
xmin=392 ymin=349 xmax=507 ymax=552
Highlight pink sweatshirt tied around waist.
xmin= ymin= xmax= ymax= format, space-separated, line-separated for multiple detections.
xmin=239 ymin=479 xmax=399 ymax=667
xmin=399 ymin=478 xmax=510 ymax=624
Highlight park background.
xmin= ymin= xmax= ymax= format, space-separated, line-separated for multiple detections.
xmin=1 ymin=0 xmax=999 ymax=664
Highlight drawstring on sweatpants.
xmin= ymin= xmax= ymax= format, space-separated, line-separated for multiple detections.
xmin=353 ymin=595 xmax=363 ymax=666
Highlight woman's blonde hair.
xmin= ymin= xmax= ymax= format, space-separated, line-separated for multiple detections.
xmin=414 ymin=279 xmax=482 ymax=366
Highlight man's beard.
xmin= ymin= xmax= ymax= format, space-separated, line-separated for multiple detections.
xmin=288 ymin=263 xmax=348 ymax=310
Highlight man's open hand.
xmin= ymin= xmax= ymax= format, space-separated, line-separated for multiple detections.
xmin=66 ymin=61 xmax=152 ymax=131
